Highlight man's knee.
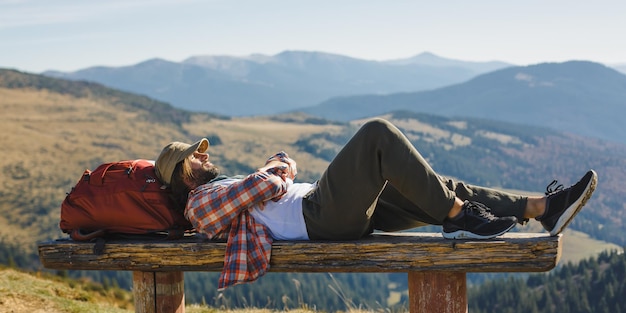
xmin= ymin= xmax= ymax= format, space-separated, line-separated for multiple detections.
xmin=361 ymin=118 xmax=396 ymax=135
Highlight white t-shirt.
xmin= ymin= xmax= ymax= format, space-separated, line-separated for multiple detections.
xmin=208 ymin=177 xmax=313 ymax=240
xmin=249 ymin=180 xmax=313 ymax=240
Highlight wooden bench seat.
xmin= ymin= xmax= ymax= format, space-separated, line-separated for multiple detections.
xmin=38 ymin=232 xmax=562 ymax=313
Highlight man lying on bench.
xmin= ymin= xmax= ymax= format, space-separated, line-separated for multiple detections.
xmin=154 ymin=118 xmax=597 ymax=290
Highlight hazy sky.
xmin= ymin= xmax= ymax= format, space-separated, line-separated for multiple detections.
xmin=2 ymin=0 xmax=625 ymax=73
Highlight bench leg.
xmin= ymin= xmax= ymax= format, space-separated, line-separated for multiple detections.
xmin=133 ymin=271 xmax=185 ymax=313
xmin=408 ymin=271 xmax=467 ymax=313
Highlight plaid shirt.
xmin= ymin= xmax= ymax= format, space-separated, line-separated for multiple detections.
xmin=185 ymin=152 xmax=294 ymax=289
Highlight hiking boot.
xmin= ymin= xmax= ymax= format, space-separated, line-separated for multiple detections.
xmin=537 ymin=170 xmax=598 ymax=236
xmin=442 ymin=200 xmax=517 ymax=239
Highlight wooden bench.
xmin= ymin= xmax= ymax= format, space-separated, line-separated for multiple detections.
xmin=38 ymin=232 xmax=562 ymax=313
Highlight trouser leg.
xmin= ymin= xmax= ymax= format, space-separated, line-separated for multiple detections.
xmin=441 ymin=177 xmax=528 ymax=223
xmin=302 ymin=118 xmax=456 ymax=240
xmin=372 ymin=176 xmax=528 ymax=232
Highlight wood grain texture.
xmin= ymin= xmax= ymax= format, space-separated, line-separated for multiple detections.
xmin=133 ymin=272 xmax=185 ymax=313
xmin=409 ymin=271 xmax=467 ymax=313
xmin=38 ymin=232 xmax=561 ymax=273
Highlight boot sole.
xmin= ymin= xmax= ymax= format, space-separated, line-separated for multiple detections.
xmin=442 ymin=222 xmax=516 ymax=240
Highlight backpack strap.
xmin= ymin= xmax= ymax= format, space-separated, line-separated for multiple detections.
xmin=70 ymin=229 xmax=106 ymax=241
xmin=91 ymin=161 xmax=135 ymax=186
xmin=70 ymin=229 xmax=108 ymax=254
xmin=164 ymin=228 xmax=186 ymax=240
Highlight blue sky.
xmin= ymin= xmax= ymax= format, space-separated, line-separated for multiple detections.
xmin=1 ymin=0 xmax=625 ymax=73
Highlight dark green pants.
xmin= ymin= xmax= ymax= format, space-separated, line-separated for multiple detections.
xmin=302 ymin=118 xmax=527 ymax=240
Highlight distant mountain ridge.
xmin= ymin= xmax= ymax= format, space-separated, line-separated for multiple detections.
xmin=301 ymin=61 xmax=626 ymax=144
xmin=43 ymin=51 xmax=512 ymax=116
xmin=385 ymin=51 xmax=510 ymax=72
xmin=614 ymin=64 xmax=626 ymax=75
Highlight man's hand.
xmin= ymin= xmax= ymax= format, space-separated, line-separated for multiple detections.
xmin=258 ymin=160 xmax=295 ymax=181
xmin=255 ymin=152 xmax=297 ymax=206
xmin=262 ymin=152 xmax=297 ymax=180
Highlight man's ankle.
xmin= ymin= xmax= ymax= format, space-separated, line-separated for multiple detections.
xmin=523 ymin=197 xmax=546 ymax=219
xmin=447 ymin=198 xmax=465 ymax=219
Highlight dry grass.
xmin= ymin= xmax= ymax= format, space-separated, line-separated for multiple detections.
xmin=0 ymin=267 xmax=380 ymax=313
xmin=0 ymin=267 xmax=132 ymax=313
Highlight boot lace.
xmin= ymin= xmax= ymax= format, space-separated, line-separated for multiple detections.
xmin=465 ymin=201 xmax=496 ymax=221
xmin=545 ymin=180 xmax=564 ymax=196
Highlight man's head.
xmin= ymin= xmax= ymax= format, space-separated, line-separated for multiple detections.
xmin=155 ymin=138 xmax=209 ymax=186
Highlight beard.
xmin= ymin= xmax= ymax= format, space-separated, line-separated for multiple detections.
xmin=190 ymin=165 xmax=221 ymax=187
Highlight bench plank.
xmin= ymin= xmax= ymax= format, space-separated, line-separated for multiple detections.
xmin=38 ymin=232 xmax=562 ymax=313
xmin=38 ymin=232 xmax=561 ymax=273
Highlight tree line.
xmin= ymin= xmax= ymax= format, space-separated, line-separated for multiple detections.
xmin=468 ymin=249 xmax=625 ymax=313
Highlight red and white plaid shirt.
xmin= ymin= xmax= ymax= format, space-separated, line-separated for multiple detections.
xmin=185 ymin=152 xmax=294 ymax=289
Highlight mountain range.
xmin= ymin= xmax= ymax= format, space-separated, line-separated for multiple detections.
xmin=43 ymin=52 xmax=626 ymax=145
xmin=43 ymin=51 xmax=511 ymax=116
xmin=302 ymin=61 xmax=626 ymax=144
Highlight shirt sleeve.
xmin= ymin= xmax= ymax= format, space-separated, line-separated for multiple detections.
xmin=185 ymin=171 xmax=289 ymax=238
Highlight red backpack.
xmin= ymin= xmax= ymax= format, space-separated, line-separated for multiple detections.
xmin=60 ymin=159 xmax=192 ymax=242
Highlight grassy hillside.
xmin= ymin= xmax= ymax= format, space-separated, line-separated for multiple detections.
xmin=0 ymin=266 xmax=132 ymax=313
xmin=0 ymin=69 xmax=350 ymax=251
xmin=0 ymin=70 xmax=193 ymax=248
